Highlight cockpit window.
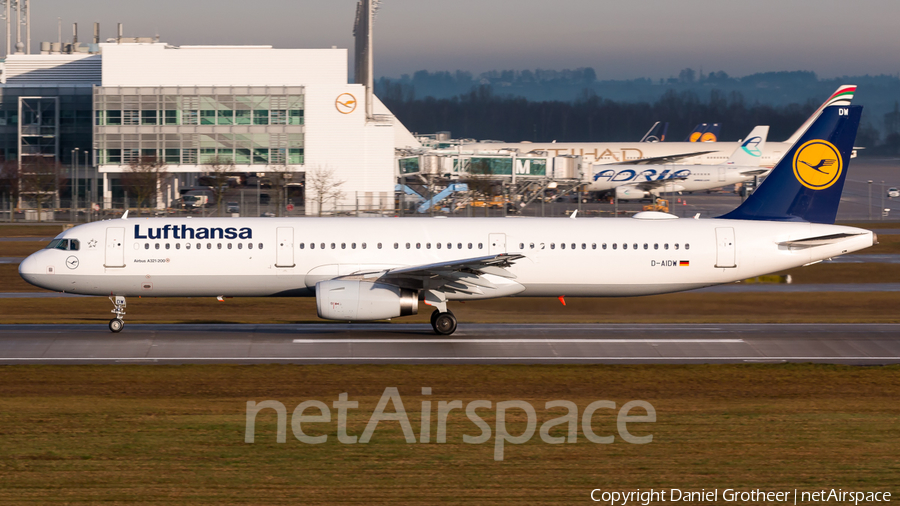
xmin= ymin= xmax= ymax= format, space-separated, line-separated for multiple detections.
xmin=45 ymin=239 xmax=79 ymax=251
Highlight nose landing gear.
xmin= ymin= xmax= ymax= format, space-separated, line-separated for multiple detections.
xmin=109 ymin=296 xmax=126 ymax=333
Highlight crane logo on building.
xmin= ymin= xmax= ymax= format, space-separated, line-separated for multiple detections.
xmin=335 ymin=93 xmax=357 ymax=114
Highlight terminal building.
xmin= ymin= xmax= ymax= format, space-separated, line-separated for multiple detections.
xmin=0 ymin=35 xmax=420 ymax=214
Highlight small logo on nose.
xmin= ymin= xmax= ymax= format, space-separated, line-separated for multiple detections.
xmin=66 ymin=256 xmax=79 ymax=270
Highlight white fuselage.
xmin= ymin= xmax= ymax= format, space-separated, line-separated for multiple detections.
xmin=19 ymin=216 xmax=873 ymax=299
xmin=461 ymin=141 xmax=788 ymax=168
xmin=585 ymin=163 xmax=763 ymax=194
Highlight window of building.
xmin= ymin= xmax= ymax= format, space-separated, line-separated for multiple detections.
xmin=235 ymin=110 xmax=252 ymax=125
xmin=182 ymin=149 xmax=197 ymax=164
xmin=124 ymin=110 xmax=140 ymax=125
xmin=270 ymin=110 xmax=287 ymax=125
xmin=217 ymin=109 xmax=233 ymax=125
xmin=142 ymin=110 xmax=158 ymax=125
xmin=253 ymin=148 xmax=268 ymax=165
xmin=106 ymin=149 xmax=122 ymax=164
xmin=182 ymin=110 xmax=198 ymax=125
xmin=288 ymin=148 xmax=304 ymax=165
xmin=106 ymin=110 xmax=122 ymax=125
xmin=165 ymin=149 xmax=180 ymax=164
xmin=236 ymin=149 xmax=251 ymax=165
xmin=164 ymin=110 xmax=178 ymax=125
xmin=253 ymin=110 xmax=269 ymax=125
xmin=200 ymin=110 xmax=216 ymax=125
xmin=289 ymin=109 xmax=304 ymax=125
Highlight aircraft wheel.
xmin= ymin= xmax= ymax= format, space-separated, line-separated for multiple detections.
xmin=432 ymin=312 xmax=457 ymax=336
xmin=109 ymin=318 xmax=124 ymax=333
xmin=430 ymin=309 xmax=441 ymax=327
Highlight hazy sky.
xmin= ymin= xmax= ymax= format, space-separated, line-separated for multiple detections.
xmin=20 ymin=0 xmax=900 ymax=79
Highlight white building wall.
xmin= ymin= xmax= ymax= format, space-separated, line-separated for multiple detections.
xmin=98 ymin=43 xmax=399 ymax=213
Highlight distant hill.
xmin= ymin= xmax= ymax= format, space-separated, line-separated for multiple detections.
xmin=376 ymin=69 xmax=900 ymax=148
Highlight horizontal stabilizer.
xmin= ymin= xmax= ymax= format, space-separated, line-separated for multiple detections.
xmin=777 ymin=232 xmax=866 ymax=248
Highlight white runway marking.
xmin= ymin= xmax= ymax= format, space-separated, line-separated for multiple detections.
xmin=291 ymin=338 xmax=746 ymax=344
xmin=0 ymin=356 xmax=896 ymax=362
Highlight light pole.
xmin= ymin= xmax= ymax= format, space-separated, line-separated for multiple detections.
xmin=882 ymin=180 xmax=886 ymax=220
xmin=868 ymin=180 xmax=873 ymax=220
xmin=71 ymin=148 xmax=79 ymax=221
xmin=84 ymin=150 xmax=90 ymax=221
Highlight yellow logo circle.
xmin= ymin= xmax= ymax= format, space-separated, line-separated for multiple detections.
xmin=700 ymin=132 xmax=717 ymax=142
xmin=335 ymin=93 xmax=357 ymax=114
xmin=689 ymin=132 xmax=701 ymax=142
xmin=792 ymin=140 xmax=842 ymax=190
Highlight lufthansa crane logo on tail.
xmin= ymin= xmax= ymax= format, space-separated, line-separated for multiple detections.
xmin=792 ymin=139 xmax=843 ymax=190
xmin=335 ymin=93 xmax=357 ymax=114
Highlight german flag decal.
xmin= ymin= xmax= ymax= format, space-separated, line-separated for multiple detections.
xmin=679 ymin=260 xmax=690 ymax=267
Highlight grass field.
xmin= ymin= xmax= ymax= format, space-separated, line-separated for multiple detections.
xmin=0 ymin=364 xmax=897 ymax=503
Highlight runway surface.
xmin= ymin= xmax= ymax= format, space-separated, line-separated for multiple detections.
xmin=0 ymin=323 xmax=897 ymax=365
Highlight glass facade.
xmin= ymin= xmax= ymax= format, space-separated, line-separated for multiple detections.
xmin=93 ymin=86 xmax=305 ymax=167
xmin=0 ymin=86 xmax=93 ymax=164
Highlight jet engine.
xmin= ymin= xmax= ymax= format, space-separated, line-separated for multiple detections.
xmin=615 ymin=186 xmax=648 ymax=200
xmin=316 ymin=280 xmax=418 ymax=321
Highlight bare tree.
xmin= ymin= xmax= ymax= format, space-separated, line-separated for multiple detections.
xmin=305 ymin=166 xmax=345 ymax=216
xmin=20 ymin=157 xmax=66 ymax=222
xmin=201 ymin=156 xmax=235 ymax=216
xmin=121 ymin=156 xmax=167 ymax=215
xmin=0 ymin=159 xmax=20 ymax=210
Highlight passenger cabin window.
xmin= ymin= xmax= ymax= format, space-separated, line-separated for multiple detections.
xmin=144 ymin=243 xmax=150 ymax=250
xmin=300 ymin=243 xmax=305 ymax=249
xmin=685 ymin=244 xmax=690 ymax=250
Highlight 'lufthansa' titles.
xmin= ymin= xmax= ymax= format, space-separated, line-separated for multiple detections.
xmin=134 ymin=224 xmax=252 ymax=240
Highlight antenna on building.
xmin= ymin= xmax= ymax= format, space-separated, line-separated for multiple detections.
xmin=93 ymin=22 xmax=99 ymax=44
xmin=73 ymin=22 xmax=77 ymax=44
xmin=117 ymin=22 xmax=122 ymax=44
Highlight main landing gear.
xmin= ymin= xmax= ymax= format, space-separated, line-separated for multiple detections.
xmin=109 ymin=296 xmax=126 ymax=333
xmin=431 ymin=309 xmax=457 ymax=336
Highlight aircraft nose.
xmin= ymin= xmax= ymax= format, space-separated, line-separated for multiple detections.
xmin=18 ymin=252 xmax=46 ymax=288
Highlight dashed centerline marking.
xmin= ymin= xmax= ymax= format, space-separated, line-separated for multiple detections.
xmin=291 ymin=338 xmax=746 ymax=344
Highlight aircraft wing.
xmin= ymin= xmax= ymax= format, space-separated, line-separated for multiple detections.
xmin=740 ymin=169 xmax=769 ymax=176
xmin=598 ymin=150 xmax=717 ymax=165
xmin=343 ymin=253 xmax=526 ymax=294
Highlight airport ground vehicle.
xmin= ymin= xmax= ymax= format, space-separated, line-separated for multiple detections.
xmin=888 ymin=187 xmax=899 ymax=199
xmin=642 ymin=198 xmax=669 ymax=213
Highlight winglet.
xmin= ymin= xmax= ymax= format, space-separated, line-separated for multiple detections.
xmin=121 ymin=210 xmax=129 ymax=220
xmin=570 ymin=210 xmax=578 ymax=219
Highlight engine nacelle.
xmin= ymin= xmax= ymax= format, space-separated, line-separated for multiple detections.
xmin=316 ymin=280 xmax=418 ymax=321
xmin=615 ymin=186 xmax=648 ymax=200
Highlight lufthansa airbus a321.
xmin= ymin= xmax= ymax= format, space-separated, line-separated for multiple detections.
xmin=20 ymin=105 xmax=873 ymax=335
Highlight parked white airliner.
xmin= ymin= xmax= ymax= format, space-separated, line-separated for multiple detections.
xmin=587 ymin=126 xmax=769 ymax=200
xmin=20 ymin=106 xmax=872 ymax=335
xmin=459 ymin=85 xmax=856 ymax=168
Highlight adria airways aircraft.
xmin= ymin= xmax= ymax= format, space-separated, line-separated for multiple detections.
xmin=587 ymin=125 xmax=770 ymax=200
xmin=20 ymin=106 xmax=871 ymax=335
xmin=459 ymin=85 xmax=856 ymax=168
